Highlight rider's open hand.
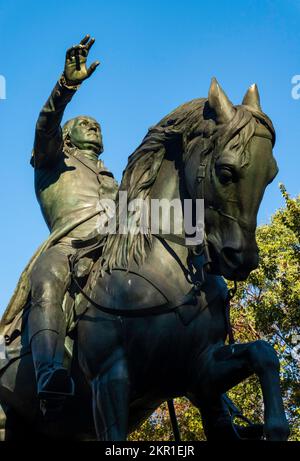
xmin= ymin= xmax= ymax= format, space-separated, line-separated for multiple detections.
xmin=64 ymin=35 xmax=100 ymax=85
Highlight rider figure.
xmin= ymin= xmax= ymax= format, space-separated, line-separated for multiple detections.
xmin=28 ymin=35 xmax=118 ymax=403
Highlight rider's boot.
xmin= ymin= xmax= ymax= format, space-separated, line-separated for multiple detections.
xmin=30 ymin=329 xmax=75 ymax=400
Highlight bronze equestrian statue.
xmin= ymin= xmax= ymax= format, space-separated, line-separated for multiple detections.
xmin=0 ymin=37 xmax=290 ymax=440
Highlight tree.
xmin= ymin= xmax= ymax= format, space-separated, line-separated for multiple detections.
xmin=129 ymin=186 xmax=300 ymax=441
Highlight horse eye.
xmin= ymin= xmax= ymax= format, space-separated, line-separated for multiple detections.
xmin=216 ymin=166 xmax=234 ymax=185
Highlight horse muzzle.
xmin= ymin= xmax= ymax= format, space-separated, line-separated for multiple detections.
xmin=205 ymin=237 xmax=259 ymax=281
xmin=219 ymin=246 xmax=259 ymax=280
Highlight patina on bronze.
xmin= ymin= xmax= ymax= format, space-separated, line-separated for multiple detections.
xmin=0 ymin=39 xmax=290 ymax=440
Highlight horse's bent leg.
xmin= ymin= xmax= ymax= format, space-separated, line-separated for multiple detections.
xmin=91 ymin=358 xmax=130 ymax=441
xmin=189 ymin=392 xmax=234 ymax=440
xmin=201 ymin=340 xmax=289 ymax=441
xmin=191 ymin=393 xmax=264 ymax=440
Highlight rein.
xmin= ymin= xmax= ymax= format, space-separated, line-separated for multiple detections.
xmin=70 ymin=231 xmax=235 ymax=345
xmin=225 ymin=280 xmax=237 ymax=345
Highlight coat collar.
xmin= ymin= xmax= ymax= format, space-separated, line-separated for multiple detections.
xmin=68 ymin=149 xmax=104 ymax=175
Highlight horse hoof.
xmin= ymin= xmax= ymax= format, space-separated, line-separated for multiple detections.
xmin=235 ymin=423 xmax=264 ymax=440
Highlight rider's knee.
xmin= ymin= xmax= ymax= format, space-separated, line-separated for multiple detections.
xmin=31 ymin=274 xmax=66 ymax=305
xmin=30 ymin=248 xmax=70 ymax=293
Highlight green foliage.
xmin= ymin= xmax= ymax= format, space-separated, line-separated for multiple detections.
xmin=129 ymin=399 xmax=205 ymax=441
xmin=130 ymin=186 xmax=300 ymax=441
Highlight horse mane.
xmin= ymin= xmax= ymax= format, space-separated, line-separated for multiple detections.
xmin=102 ymin=98 xmax=275 ymax=271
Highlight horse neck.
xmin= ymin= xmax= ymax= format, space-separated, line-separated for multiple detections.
xmin=138 ymin=155 xmax=193 ymax=293
xmin=149 ymin=154 xmax=187 ymax=234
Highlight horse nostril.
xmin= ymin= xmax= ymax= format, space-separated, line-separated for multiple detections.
xmin=222 ymin=245 xmax=259 ymax=275
xmin=222 ymin=247 xmax=243 ymax=267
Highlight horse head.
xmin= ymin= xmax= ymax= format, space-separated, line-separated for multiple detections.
xmin=184 ymin=78 xmax=278 ymax=280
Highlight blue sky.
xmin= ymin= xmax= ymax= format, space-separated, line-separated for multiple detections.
xmin=0 ymin=0 xmax=299 ymax=310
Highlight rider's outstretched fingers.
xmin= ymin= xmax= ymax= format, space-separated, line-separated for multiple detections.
xmin=80 ymin=34 xmax=90 ymax=45
xmin=87 ymin=61 xmax=100 ymax=77
xmin=86 ymin=37 xmax=95 ymax=51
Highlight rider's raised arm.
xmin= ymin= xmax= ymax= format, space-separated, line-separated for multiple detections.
xmin=31 ymin=35 xmax=100 ymax=169
xmin=31 ymin=79 xmax=78 ymax=168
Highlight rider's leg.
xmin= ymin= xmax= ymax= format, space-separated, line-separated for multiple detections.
xmin=28 ymin=244 xmax=74 ymax=400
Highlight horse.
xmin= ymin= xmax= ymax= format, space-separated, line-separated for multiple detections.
xmin=0 ymin=78 xmax=290 ymax=441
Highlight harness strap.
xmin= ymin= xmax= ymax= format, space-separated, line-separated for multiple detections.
xmin=71 ymin=270 xmax=199 ymax=317
xmin=167 ymin=400 xmax=181 ymax=442
xmin=225 ymin=281 xmax=237 ymax=345
xmin=195 ymin=159 xmax=237 ymax=344
xmin=222 ymin=394 xmax=255 ymax=440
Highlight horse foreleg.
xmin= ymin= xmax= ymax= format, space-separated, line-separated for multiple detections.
xmin=190 ymin=393 xmax=264 ymax=440
xmin=91 ymin=358 xmax=130 ymax=441
xmin=199 ymin=340 xmax=289 ymax=441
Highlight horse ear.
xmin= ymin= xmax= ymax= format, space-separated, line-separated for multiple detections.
xmin=242 ymin=84 xmax=262 ymax=111
xmin=208 ymin=77 xmax=235 ymax=124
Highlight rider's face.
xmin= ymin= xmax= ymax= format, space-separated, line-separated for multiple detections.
xmin=69 ymin=117 xmax=103 ymax=154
